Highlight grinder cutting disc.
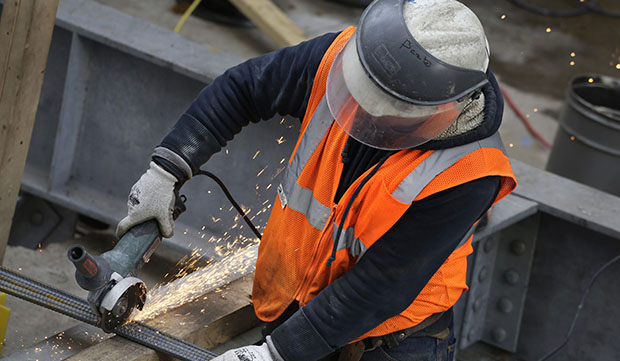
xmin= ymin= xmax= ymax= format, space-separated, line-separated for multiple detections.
xmin=99 ymin=277 xmax=147 ymax=332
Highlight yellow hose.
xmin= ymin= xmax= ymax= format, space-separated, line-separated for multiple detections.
xmin=174 ymin=0 xmax=204 ymax=33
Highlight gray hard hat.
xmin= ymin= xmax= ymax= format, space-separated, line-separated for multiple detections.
xmin=326 ymin=0 xmax=491 ymax=150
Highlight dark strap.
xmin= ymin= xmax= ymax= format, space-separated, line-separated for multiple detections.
xmin=337 ymin=341 xmax=365 ymax=361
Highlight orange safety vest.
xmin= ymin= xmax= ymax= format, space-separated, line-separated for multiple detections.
xmin=253 ymin=27 xmax=517 ymax=339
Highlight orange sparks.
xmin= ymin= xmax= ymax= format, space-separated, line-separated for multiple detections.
xmin=133 ymin=245 xmax=258 ymax=322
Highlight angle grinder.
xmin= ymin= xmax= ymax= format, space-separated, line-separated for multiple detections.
xmin=68 ymin=190 xmax=186 ymax=332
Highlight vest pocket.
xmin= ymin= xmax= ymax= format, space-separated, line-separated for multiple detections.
xmin=353 ymin=178 xmax=410 ymax=251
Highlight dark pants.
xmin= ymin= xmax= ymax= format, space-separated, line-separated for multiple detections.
xmin=358 ymin=327 xmax=456 ymax=361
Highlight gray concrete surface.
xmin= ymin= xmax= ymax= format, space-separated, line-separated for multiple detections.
xmin=4 ymin=0 xmax=619 ymax=358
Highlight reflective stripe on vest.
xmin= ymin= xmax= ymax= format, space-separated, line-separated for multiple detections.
xmin=331 ymin=132 xmax=506 ymax=260
xmin=392 ymin=133 xmax=506 ymax=204
xmin=278 ymin=98 xmax=333 ymax=231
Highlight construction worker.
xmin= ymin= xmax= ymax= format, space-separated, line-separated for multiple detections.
xmin=117 ymin=0 xmax=517 ymax=360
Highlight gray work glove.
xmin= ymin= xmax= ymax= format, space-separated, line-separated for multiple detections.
xmin=116 ymin=161 xmax=178 ymax=238
xmin=212 ymin=337 xmax=284 ymax=361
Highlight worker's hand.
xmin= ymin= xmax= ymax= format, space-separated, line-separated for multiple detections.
xmin=116 ymin=161 xmax=178 ymax=238
xmin=213 ymin=338 xmax=283 ymax=361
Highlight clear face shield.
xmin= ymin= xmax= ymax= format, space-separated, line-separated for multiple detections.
xmin=326 ymin=34 xmax=470 ymax=150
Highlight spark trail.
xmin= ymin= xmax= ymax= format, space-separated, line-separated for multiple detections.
xmin=133 ymin=243 xmax=258 ymax=322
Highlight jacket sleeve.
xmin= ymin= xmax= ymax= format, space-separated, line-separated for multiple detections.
xmin=270 ymin=176 xmax=501 ymax=361
xmin=154 ymin=32 xmax=340 ymax=178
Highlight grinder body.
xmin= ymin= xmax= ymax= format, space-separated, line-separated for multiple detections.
xmin=69 ymin=192 xmax=186 ymax=332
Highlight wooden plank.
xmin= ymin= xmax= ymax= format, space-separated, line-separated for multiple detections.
xmin=66 ymin=274 xmax=259 ymax=361
xmin=228 ymin=0 xmax=308 ymax=47
xmin=0 ymin=0 xmax=60 ymax=263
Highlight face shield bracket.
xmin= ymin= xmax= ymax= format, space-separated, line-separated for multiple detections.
xmin=357 ymin=0 xmax=489 ymax=106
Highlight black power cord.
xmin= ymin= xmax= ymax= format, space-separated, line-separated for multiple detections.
xmin=195 ymin=170 xmax=263 ymax=240
xmin=506 ymin=0 xmax=620 ymax=18
xmin=536 ymin=252 xmax=620 ymax=361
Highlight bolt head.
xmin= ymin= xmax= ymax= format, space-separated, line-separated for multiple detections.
xmin=511 ymin=240 xmax=526 ymax=255
xmin=504 ymin=269 xmax=520 ymax=285
xmin=478 ymin=266 xmax=488 ymax=282
xmin=473 ymin=297 xmax=483 ymax=312
xmin=484 ymin=239 xmax=494 ymax=253
xmin=112 ymin=297 xmax=128 ymax=317
xmin=492 ymin=327 xmax=507 ymax=342
xmin=497 ymin=297 xmax=514 ymax=314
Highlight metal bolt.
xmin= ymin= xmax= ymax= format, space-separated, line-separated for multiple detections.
xmin=497 ymin=297 xmax=513 ymax=314
xmin=398 ymin=332 xmax=406 ymax=341
xmin=484 ymin=239 xmax=494 ymax=253
xmin=504 ymin=269 xmax=520 ymax=285
xmin=478 ymin=266 xmax=488 ymax=282
xmin=112 ymin=298 xmax=128 ymax=317
xmin=473 ymin=297 xmax=483 ymax=312
xmin=492 ymin=327 xmax=507 ymax=342
xmin=30 ymin=211 xmax=44 ymax=225
xmin=511 ymin=239 xmax=526 ymax=256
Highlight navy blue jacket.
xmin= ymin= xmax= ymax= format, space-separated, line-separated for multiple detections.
xmin=155 ymin=32 xmax=504 ymax=361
